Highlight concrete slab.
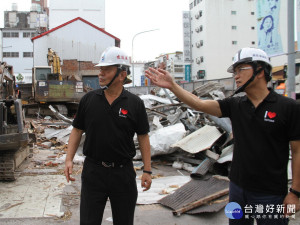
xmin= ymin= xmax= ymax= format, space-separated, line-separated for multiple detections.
xmin=0 ymin=175 xmax=67 ymax=219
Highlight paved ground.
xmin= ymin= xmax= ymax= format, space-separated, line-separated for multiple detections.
xmin=1 ymin=149 xmax=300 ymax=225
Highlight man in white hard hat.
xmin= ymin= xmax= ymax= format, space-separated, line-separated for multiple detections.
xmin=64 ymin=46 xmax=152 ymax=225
xmin=146 ymin=47 xmax=300 ymax=225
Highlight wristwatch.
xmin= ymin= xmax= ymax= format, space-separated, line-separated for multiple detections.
xmin=289 ymin=188 xmax=300 ymax=198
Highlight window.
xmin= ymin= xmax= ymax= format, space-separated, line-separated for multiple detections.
xmin=231 ymin=11 xmax=237 ymax=15
xmin=194 ymin=0 xmax=196 ymax=6
xmin=3 ymin=32 xmax=19 ymax=38
xmin=197 ymin=0 xmax=200 ymax=3
xmin=3 ymin=52 xmax=19 ymax=58
xmin=190 ymin=3 xmax=193 ymax=10
xmin=23 ymin=32 xmax=31 ymax=38
xmin=251 ymin=12 xmax=255 ymax=15
xmin=11 ymin=32 xmax=19 ymax=38
xmin=174 ymin=65 xmax=184 ymax=73
xmin=31 ymin=32 xmax=36 ymax=38
xmin=3 ymin=32 xmax=11 ymax=38
xmin=200 ymin=25 xmax=203 ymax=32
xmin=200 ymin=56 xmax=204 ymax=63
xmin=232 ymin=41 xmax=238 ymax=45
xmin=200 ymin=10 xmax=203 ymax=17
xmin=200 ymin=40 xmax=203 ymax=46
xmin=232 ymin=26 xmax=237 ymax=30
xmin=23 ymin=52 xmax=33 ymax=57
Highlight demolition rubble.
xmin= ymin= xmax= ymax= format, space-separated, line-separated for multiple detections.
xmin=0 ymin=82 xmax=292 ymax=220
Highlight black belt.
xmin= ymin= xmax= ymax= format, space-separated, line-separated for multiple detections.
xmin=85 ymin=156 xmax=130 ymax=168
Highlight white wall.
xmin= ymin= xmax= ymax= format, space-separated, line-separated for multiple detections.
xmin=33 ymin=19 xmax=116 ymax=67
xmin=132 ymin=63 xmax=144 ymax=86
xmin=190 ymin=0 xmax=257 ymax=80
xmin=2 ymin=29 xmax=34 ymax=75
xmin=49 ymin=0 xmax=105 ymax=29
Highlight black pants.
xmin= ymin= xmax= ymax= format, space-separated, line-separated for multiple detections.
xmin=80 ymin=158 xmax=138 ymax=225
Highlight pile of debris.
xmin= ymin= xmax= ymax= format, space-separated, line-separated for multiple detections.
xmin=25 ymin=81 xmax=233 ymax=216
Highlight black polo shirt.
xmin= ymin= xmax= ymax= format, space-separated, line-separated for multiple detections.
xmin=73 ymin=88 xmax=149 ymax=162
xmin=218 ymin=89 xmax=300 ymax=195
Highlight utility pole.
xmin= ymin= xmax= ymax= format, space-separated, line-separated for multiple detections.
xmin=287 ymin=0 xmax=296 ymax=99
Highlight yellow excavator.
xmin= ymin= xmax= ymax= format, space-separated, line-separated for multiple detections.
xmin=0 ymin=62 xmax=30 ymax=180
xmin=30 ymin=48 xmax=84 ymax=115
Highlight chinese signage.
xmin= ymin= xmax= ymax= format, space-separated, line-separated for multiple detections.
xmin=182 ymin=11 xmax=192 ymax=63
xmin=257 ymin=0 xmax=283 ymax=56
xmin=185 ymin=65 xmax=191 ymax=82
xmin=225 ymin=202 xmax=296 ymax=220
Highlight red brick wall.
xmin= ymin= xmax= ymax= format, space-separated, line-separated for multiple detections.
xmin=61 ymin=60 xmax=98 ymax=78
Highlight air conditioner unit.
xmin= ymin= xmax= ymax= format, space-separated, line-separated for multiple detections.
xmin=196 ymin=58 xmax=201 ymax=64
xmin=195 ymin=27 xmax=200 ymax=33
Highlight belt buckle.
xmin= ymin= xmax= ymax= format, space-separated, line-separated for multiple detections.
xmin=102 ymin=161 xmax=114 ymax=168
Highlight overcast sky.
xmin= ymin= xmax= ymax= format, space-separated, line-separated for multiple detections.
xmin=0 ymin=0 xmax=189 ymax=61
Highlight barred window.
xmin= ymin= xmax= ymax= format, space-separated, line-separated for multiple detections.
xmin=3 ymin=52 xmax=19 ymax=58
xmin=3 ymin=32 xmax=11 ymax=38
xmin=11 ymin=32 xmax=19 ymax=38
xmin=23 ymin=32 xmax=31 ymax=38
xmin=23 ymin=52 xmax=33 ymax=57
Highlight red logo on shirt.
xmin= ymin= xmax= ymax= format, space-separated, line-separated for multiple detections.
xmin=121 ymin=109 xmax=128 ymax=115
xmin=267 ymin=112 xmax=276 ymax=119
xmin=264 ymin=111 xmax=277 ymax=122
xmin=119 ymin=108 xmax=128 ymax=118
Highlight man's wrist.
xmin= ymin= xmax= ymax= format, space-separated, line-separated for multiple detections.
xmin=289 ymin=188 xmax=300 ymax=198
xmin=143 ymin=170 xmax=152 ymax=175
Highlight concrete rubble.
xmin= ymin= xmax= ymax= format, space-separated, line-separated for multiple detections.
xmin=0 ymin=81 xmax=295 ymax=223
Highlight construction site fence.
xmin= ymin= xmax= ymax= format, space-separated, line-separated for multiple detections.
xmin=125 ymin=77 xmax=235 ymax=96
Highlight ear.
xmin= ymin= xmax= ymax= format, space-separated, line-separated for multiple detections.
xmin=119 ymin=70 xmax=127 ymax=82
xmin=256 ymin=69 xmax=265 ymax=79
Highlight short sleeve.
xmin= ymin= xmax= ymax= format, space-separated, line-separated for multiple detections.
xmin=72 ymin=94 xmax=87 ymax=131
xmin=218 ymin=97 xmax=233 ymax=118
xmin=287 ymin=102 xmax=300 ymax=141
xmin=135 ymin=99 xmax=149 ymax=135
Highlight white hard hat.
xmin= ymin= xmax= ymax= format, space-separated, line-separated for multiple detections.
xmin=227 ymin=47 xmax=271 ymax=73
xmin=96 ymin=46 xmax=131 ymax=67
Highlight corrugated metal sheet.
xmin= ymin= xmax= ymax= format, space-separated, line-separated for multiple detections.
xmin=158 ymin=176 xmax=229 ymax=214
xmin=171 ymin=125 xmax=223 ymax=154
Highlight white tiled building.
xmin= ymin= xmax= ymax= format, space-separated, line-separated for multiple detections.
xmin=188 ymin=0 xmax=257 ymax=80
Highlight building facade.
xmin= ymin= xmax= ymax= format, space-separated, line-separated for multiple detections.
xmin=1 ymin=2 xmax=48 ymax=83
xmin=188 ymin=0 xmax=289 ymax=81
xmin=188 ymin=0 xmax=257 ymax=80
xmin=49 ymin=0 xmax=105 ymax=29
xmin=32 ymin=17 xmax=120 ymax=89
xmin=156 ymin=52 xmax=185 ymax=81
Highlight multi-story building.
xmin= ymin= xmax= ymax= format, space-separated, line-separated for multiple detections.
xmin=0 ymin=1 xmax=48 ymax=83
xmin=188 ymin=0 xmax=257 ymax=80
xmin=156 ymin=52 xmax=185 ymax=81
xmin=187 ymin=0 xmax=289 ymax=81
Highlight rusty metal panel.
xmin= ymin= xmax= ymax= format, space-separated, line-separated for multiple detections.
xmin=158 ymin=176 xmax=229 ymax=214
xmin=35 ymin=80 xmax=85 ymax=102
